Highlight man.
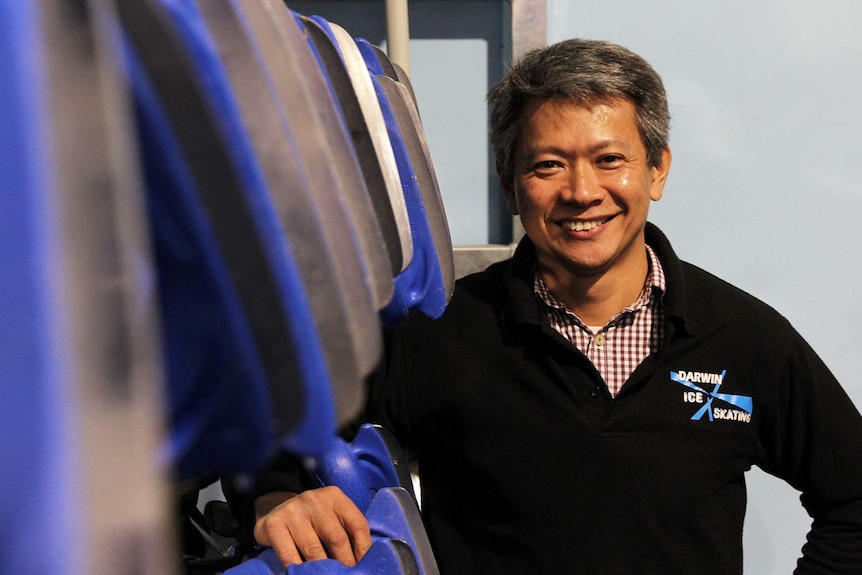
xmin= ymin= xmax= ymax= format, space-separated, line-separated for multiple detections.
xmin=249 ymin=39 xmax=862 ymax=573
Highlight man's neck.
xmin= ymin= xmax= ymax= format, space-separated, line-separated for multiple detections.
xmin=538 ymin=250 xmax=649 ymax=326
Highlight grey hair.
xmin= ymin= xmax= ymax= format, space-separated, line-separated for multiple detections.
xmin=488 ymin=38 xmax=671 ymax=180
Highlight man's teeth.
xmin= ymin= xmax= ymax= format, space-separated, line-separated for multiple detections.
xmin=563 ymin=220 xmax=603 ymax=231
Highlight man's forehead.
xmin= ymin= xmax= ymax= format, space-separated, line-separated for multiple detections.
xmin=511 ymin=97 xmax=646 ymax=160
xmin=518 ymin=97 xmax=638 ymax=138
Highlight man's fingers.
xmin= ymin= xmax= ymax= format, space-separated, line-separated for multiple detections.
xmin=254 ymin=514 xmax=304 ymax=566
xmin=291 ymin=527 xmax=332 ymax=563
xmin=309 ymin=518 xmax=358 ymax=566
xmin=253 ymin=486 xmax=371 ymax=567
xmin=255 ymin=509 xmax=338 ymax=565
xmin=337 ymin=499 xmax=373 ymax=562
xmin=308 ymin=486 xmax=370 ymax=566
xmin=270 ymin=532 xmax=305 ymax=567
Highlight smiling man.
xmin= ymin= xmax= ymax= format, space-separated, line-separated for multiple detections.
xmin=503 ymin=97 xmax=669 ymax=326
xmin=246 ymin=39 xmax=862 ymax=574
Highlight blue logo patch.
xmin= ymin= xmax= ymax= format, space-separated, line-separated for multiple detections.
xmin=670 ymin=370 xmax=753 ymax=422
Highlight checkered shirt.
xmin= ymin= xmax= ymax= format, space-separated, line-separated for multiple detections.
xmin=534 ymin=245 xmax=666 ymax=397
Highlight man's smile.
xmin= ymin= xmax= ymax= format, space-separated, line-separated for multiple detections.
xmin=560 ymin=216 xmax=614 ymax=232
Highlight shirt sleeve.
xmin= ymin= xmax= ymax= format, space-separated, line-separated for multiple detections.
xmin=758 ymin=327 xmax=862 ymax=572
xmin=224 ymin=319 xmax=419 ymax=539
xmin=364 ymin=319 xmax=418 ymax=451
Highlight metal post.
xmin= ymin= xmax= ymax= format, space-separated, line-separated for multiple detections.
xmin=385 ymin=0 xmax=411 ymax=76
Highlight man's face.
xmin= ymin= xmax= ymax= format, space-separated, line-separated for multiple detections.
xmin=502 ymin=97 xmax=671 ymax=283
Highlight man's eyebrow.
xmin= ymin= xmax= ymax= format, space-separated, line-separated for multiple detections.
xmin=522 ymin=138 xmax=629 ymax=158
xmin=521 ymin=144 xmax=567 ymax=159
xmin=587 ymin=139 xmax=628 ymax=154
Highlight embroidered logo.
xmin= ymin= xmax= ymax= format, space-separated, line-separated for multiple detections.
xmin=670 ymin=370 xmax=753 ymax=423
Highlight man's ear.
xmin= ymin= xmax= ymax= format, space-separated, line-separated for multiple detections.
xmin=649 ymin=147 xmax=672 ymax=202
xmin=497 ymin=161 xmax=519 ymax=215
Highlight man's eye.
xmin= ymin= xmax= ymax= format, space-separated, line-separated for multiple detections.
xmin=534 ymin=160 xmax=560 ymax=170
xmin=598 ymin=155 xmax=623 ymax=165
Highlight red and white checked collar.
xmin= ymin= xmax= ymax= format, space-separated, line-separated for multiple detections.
xmin=534 ymin=245 xmax=666 ymax=397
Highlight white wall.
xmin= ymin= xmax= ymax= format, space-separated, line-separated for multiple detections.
xmin=546 ymin=2 xmax=862 ymax=572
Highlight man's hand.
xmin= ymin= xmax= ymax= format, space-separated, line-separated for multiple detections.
xmin=253 ymin=487 xmax=372 ymax=567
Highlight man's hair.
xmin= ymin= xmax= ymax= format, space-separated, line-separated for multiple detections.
xmin=488 ymin=38 xmax=670 ymax=180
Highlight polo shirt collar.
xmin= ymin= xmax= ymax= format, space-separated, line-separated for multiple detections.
xmin=501 ymin=222 xmax=696 ymax=338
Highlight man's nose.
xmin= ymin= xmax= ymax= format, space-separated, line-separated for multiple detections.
xmin=561 ymin=162 xmax=602 ymax=205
